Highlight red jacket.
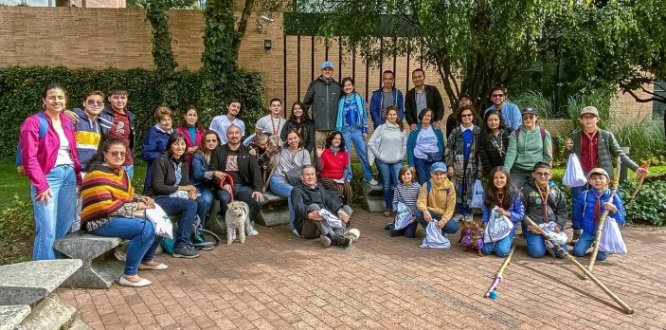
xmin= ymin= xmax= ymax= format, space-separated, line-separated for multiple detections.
xmin=319 ymin=148 xmax=349 ymax=180
xmin=19 ymin=112 xmax=82 ymax=194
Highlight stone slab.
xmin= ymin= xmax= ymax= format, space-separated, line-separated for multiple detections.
xmin=256 ymin=192 xmax=289 ymax=227
xmin=0 ymin=259 xmax=82 ymax=306
xmin=0 ymin=305 xmax=30 ymax=330
xmin=68 ymin=317 xmax=93 ymax=330
xmin=17 ymin=295 xmax=76 ymax=330
xmin=54 ymin=232 xmax=124 ymax=259
xmin=360 ymin=182 xmax=386 ymax=212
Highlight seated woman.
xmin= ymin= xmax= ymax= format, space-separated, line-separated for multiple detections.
xmin=411 ymin=162 xmax=459 ymax=239
xmin=281 ymin=102 xmax=315 ymax=154
xmin=191 ymin=130 xmax=222 ymax=229
xmin=407 ymin=108 xmax=446 ymax=184
xmin=270 ymin=130 xmax=311 ymax=230
xmin=316 ymin=131 xmax=353 ymax=205
xmin=80 ymin=138 xmax=165 ymax=287
xmin=145 ymin=133 xmax=201 ymax=259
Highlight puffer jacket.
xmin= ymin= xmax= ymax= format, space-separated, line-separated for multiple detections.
xmin=303 ymin=76 xmax=341 ymax=131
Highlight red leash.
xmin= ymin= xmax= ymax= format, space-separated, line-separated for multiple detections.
xmin=218 ymin=173 xmax=235 ymax=201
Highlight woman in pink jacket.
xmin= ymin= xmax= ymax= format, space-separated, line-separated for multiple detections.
xmin=19 ymin=84 xmax=81 ymax=260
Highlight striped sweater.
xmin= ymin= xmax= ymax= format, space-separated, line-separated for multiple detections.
xmin=80 ymin=164 xmax=135 ymax=225
xmin=392 ymin=182 xmax=421 ymax=213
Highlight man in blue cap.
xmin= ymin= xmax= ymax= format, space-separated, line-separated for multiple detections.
xmin=303 ymin=60 xmax=341 ymax=145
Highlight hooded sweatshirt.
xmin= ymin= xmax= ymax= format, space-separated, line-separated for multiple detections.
xmin=417 ymin=177 xmax=456 ymax=219
xmin=504 ymin=125 xmax=552 ymax=171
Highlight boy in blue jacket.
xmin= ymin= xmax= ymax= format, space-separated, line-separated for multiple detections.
xmin=572 ymin=168 xmax=625 ymax=261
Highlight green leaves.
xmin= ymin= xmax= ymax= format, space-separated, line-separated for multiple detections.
xmin=621 ymin=179 xmax=666 ymax=226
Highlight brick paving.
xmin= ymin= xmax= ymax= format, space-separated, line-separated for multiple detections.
xmin=57 ymin=209 xmax=666 ymax=329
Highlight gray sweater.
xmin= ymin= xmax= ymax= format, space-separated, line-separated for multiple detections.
xmin=367 ymin=122 xmax=406 ymax=164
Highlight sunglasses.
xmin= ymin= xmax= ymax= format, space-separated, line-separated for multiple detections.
xmin=461 ymin=113 xmax=473 ymax=118
xmin=534 ymin=172 xmax=551 ymax=177
xmin=86 ymin=100 xmax=104 ymax=106
xmin=107 ymin=151 xmax=126 ymax=158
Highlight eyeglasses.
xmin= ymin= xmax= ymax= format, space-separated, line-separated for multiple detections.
xmin=461 ymin=113 xmax=473 ymax=118
xmin=491 ymin=94 xmax=505 ymax=97
xmin=534 ymin=172 xmax=551 ymax=177
xmin=107 ymin=151 xmax=126 ymax=158
xmin=86 ymin=100 xmax=104 ymax=106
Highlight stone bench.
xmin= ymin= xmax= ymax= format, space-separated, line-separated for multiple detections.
xmin=54 ymin=232 xmax=125 ymax=289
xmin=359 ymin=182 xmax=386 ymax=212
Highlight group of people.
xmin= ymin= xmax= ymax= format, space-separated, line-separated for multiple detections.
xmin=17 ymin=62 xmax=647 ymax=287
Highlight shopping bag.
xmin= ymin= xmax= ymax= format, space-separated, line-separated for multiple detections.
xmin=562 ymin=153 xmax=587 ymax=187
xmin=420 ymin=222 xmax=451 ymax=249
xmin=318 ymin=209 xmax=345 ymax=229
xmin=145 ymin=204 xmax=174 ymax=239
xmin=483 ymin=208 xmax=514 ymax=243
xmin=393 ymin=202 xmax=412 ymax=230
xmin=599 ymin=217 xmax=628 ymax=254
xmin=471 ymin=180 xmax=484 ymax=208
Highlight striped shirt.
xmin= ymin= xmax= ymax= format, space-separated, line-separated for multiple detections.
xmin=392 ymin=182 xmax=421 ymax=213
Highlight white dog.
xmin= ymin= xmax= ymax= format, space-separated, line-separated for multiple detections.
xmin=225 ymin=201 xmax=250 ymax=245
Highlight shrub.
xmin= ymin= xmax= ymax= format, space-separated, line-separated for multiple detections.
xmin=0 ymin=195 xmax=34 ymax=265
xmin=610 ymin=120 xmax=666 ymax=163
xmin=0 ymin=66 xmax=265 ymax=161
xmin=619 ymin=179 xmax=666 ymax=226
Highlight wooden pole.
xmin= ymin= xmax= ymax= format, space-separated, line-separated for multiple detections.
xmin=484 ymin=244 xmax=516 ymax=298
xmin=587 ymin=156 xmax=621 ymax=273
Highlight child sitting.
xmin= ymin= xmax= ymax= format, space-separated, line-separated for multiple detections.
xmin=481 ymin=166 xmax=524 ymax=257
xmin=572 ymin=168 xmax=625 ymax=261
xmin=387 ymin=166 xmax=421 ymax=237
xmin=411 ymin=162 xmax=458 ymax=239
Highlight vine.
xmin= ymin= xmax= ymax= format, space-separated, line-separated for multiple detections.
xmin=145 ymin=0 xmax=179 ymax=106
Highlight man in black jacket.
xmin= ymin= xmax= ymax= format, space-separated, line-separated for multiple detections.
xmin=209 ymin=125 xmax=264 ymax=231
xmin=302 ymin=61 xmax=341 ymax=145
xmin=291 ymin=166 xmax=359 ymax=248
xmin=405 ymin=68 xmax=445 ymax=131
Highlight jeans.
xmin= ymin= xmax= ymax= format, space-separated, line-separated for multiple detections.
xmin=31 ymin=165 xmax=77 ymax=260
xmin=154 ymin=196 xmax=197 ymax=249
xmin=195 ymin=186 xmax=215 ymax=229
xmin=509 ymin=168 xmax=532 ymax=191
xmin=375 ymin=159 xmax=401 ymax=209
xmin=217 ymin=184 xmax=265 ymax=224
xmin=573 ymin=232 xmax=608 ymax=261
xmin=522 ymin=224 xmax=567 ymax=258
xmin=482 ymin=232 xmax=514 ymax=257
xmin=124 ymin=164 xmax=134 ymax=181
xmin=400 ymin=209 xmax=459 ymax=238
xmin=91 ymin=217 xmax=157 ymax=276
xmin=413 ymin=157 xmax=434 ymax=184
xmin=342 ymin=126 xmax=374 ymax=181
xmin=569 ymin=184 xmax=587 ymax=230
xmin=270 ymin=174 xmax=294 ymax=226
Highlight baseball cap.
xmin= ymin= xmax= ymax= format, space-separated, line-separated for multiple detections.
xmin=587 ymin=168 xmax=609 ymax=180
xmin=580 ymin=106 xmax=599 ymax=118
xmin=430 ymin=162 xmax=447 ymax=173
xmin=521 ymin=106 xmax=538 ymax=115
xmin=458 ymin=93 xmax=471 ymax=100
xmin=320 ymin=61 xmax=334 ymax=70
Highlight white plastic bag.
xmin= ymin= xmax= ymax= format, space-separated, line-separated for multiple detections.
xmin=145 ymin=204 xmax=174 ymax=239
xmin=563 ymin=153 xmax=587 ymax=187
xmin=393 ymin=202 xmax=412 ymax=230
xmin=471 ymin=180 xmax=484 ymax=208
xmin=420 ymin=222 xmax=451 ymax=249
xmin=599 ymin=217 xmax=627 ymax=254
xmin=539 ymin=221 xmax=568 ymax=248
xmin=484 ymin=208 xmax=514 ymax=243
xmin=318 ymin=209 xmax=345 ymax=229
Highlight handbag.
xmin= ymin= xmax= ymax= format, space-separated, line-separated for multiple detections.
xmin=483 ymin=208 xmax=514 ymax=243
xmin=599 ymin=217 xmax=628 ymax=254
xmin=562 ymin=153 xmax=587 ymax=187
xmin=424 ymin=151 xmax=443 ymax=162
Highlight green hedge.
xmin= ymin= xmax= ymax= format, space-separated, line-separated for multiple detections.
xmin=0 ymin=66 xmax=265 ymax=161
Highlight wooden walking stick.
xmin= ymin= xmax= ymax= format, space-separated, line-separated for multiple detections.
xmin=484 ymin=244 xmax=516 ymax=299
xmin=587 ymin=156 xmax=621 ymax=273
xmin=630 ymin=160 xmax=650 ymax=200
xmin=524 ymin=215 xmax=634 ymax=314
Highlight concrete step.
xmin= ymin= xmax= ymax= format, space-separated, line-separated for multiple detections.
xmin=16 ymin=295 xmax=76 ymax=330
xmin=0 ymin=259 xmax=82 ymax=305
xmin=0 ymin=305 xmax=31 ymax=330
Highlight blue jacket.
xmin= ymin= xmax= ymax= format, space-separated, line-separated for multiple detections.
xmin=336 ymin=93 xmax=369 ymax=133
xmin=484 ymin=101 xmax=522 ymax=131
xmin=406 ymin=124 xmax=445 ymax=166
xmin=481 ymin=192 xmax=525 ymax=232
xmin=73 ymin=107 xmax=106 ymax=170
xmin=191 ymin=152 xmax=214 ymax=187
xmin=573 ymin=187 xmax=625 ymax=235
xmin=142 ymin=124 xmax=173 ymax=192
xmin=370 ymin=87 xmax=404 ymax=128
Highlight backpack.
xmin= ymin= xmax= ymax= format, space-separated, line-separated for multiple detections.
xmin=514 ymin=127 xmax=546 ymax=141
xmin=16 ymin=112 xmax=49 ymax=175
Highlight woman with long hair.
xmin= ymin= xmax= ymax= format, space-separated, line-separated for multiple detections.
xmin=175 ymin=105 xmax=206 ymax=165
xmin=480 ymin=166 xmax=524 ymax=257
xmin=281 ymin=101 xmax=315 ymax=153
xmin=270 ymin=130 xmax=311 ymax=229
xmin=368 ymin=105 xmax=406 ymax=217
xmin=80 ymin=138 xmax=164 ymax=287
xmin=191 ymin=130 xmax=223 ymax=229
xmin=19 ymin=83 xmax=81 ymax=260
xmin=316 ymin=131 xmax=353 ymax=205
xmin=479 ymin=110 xmax=511 ymax=177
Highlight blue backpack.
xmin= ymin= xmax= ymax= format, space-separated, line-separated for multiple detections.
xmin=16 ymin=112 xmax=49 ymax=174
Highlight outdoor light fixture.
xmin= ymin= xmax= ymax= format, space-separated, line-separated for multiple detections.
xmin=264 ymin=40 xmax=272 ymax=51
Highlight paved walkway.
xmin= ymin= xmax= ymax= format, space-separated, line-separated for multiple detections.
xmin=57 ymin=209 xmax=666 ymax=329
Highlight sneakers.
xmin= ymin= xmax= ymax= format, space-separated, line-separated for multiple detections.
xmin=365 ymin=178 xmax=379 ymax=185
xmin=345 ymin=228 xmax=360 ymax=242
xmin=172 ymin=245 xmax=201 ymax=259
xmin=320 ymin=235 xmax=332 ymax=248
xmin=194 ymin=241 xmax=215 ymax=251
xmin=332 ymin=235 xmax=352 ymax=248
xmin=247 ymin=228 xmax=259 ymax=236
xmin=384 ymin=223 xmax=393 ymax=230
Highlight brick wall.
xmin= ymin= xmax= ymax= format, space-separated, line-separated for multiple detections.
xmin=0 ymin=6 xmax=652 ymax=124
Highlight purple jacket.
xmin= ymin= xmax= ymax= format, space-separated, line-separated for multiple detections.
xmin=19 ymin=112 xmax=82 ymax=194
